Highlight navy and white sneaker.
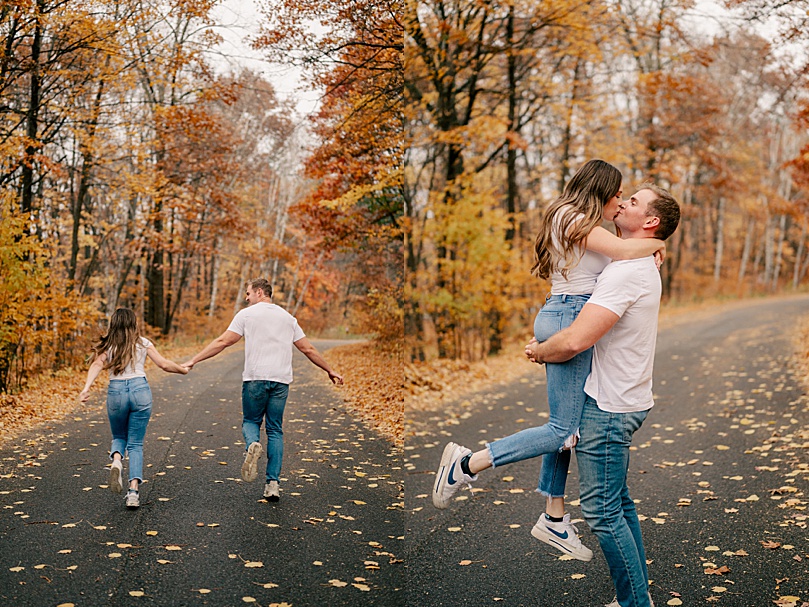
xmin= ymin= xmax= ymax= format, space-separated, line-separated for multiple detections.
xmin=432 ymin=442 xmax=477 ymax=509
xmin=531 ymin=513 xmax=593 ymax=561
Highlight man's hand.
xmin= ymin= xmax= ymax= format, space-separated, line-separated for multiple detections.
xmin=524 ymin=337 xmax=543 ymax=364
xmin=329 ymin=371 xmax=344 ymax=385
xmin=182 ymin=360 xmax=195 ymax=372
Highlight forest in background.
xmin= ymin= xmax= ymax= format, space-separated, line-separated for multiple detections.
xmin=0 ymin=0 xmax=402 ymax=393
xmin=405 ymin=0 xmax=809 ymax=362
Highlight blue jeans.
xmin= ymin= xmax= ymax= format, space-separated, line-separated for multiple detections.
xmin=241 ymin=381 xmax=290 ymax=482
xmin=577 ymin=396 xmax=651 ymax=607
xmin=107 ymin=377 xmax=152 ymax=483
xmin=486 ymin=294 xmax=592 ymax=497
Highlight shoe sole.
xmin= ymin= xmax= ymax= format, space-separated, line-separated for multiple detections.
xmin=241 ymin=443 xmax=263 ymax=482
xmin=432 ymin=442 xmax=460 ymax=509
xmin=126 ymin=501 xmax=139 ymax=509
xmin=266 ymin=494 xmax=280 ymax=502
xmin=531 ymin=524 xmax=593 ymax=562
xmin=109 ymin=464 xmax=123 ymax=494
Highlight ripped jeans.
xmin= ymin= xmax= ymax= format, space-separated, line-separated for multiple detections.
xmin=486 ymin=294 xmax=592 ymax=497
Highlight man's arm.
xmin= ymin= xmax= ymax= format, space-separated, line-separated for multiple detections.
xmin=184 ymin=330 xmax=242 ymax=369
xmin=293 ymin=337 xmax=344 ymax=385
xmin=526 ymin=303 xmax=620 ymax=364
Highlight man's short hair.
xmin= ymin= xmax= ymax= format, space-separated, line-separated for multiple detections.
xmin=248 ymin=278 xmax=273 ymax=298
xmin=641 ymin=183 xmax=680 ymax=241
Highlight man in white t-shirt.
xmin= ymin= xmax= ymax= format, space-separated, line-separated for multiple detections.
xmin=185 ymin=278 xmax=343 ymax=501
xmin=526 ymin=184 xmax=680 ymax=607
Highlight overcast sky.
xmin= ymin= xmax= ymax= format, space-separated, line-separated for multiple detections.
xmin=208 ymin=0 xmax=320 ymax=118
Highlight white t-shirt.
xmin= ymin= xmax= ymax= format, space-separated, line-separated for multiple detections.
xmin=549 ymin=211 xmax=611 ymax=295
xmin=109 ymin=337 xmax=152 ymax=380
xmin=583 ymin=257 xmax=661 ymax=412
xmin=227 ymin=302 xmax=306 ymax=383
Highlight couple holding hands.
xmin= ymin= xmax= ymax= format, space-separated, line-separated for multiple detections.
xmin=80 ymin=278 xmax=342 ymax=509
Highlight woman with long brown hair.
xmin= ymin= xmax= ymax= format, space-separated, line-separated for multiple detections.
xmin=433 ymin=160 xmax=665 ymax=561
xmin=80 ymin=308 xmax=187 ymax=509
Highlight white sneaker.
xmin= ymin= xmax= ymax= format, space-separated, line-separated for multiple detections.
xmin=562 ymin=429 xmax=579 ymax=450
xmin=109 ymin=460 xmax=123 ymax=494
xmin=605 ymin=593 xmax=654 ymax=607
xmin=531 ymin=513 xmax=594 ymax=561
xmin=241 ymin=442 xmax=263 ymax=482
xmin=432 ymin=442 xmax=477 ymax=509
xmin=125 ymin=490 xmax=140 ymax=509
xmin=263 ymin=480 xmax=280 ymax=502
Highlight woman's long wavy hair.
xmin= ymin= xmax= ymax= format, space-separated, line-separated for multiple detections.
xmin=531 ymin=159 xmax=622 ymax=279
xmin=90 ymin=308 xmax=141 ymax=375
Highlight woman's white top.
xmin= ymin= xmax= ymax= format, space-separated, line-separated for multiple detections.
xmin=109 ymin=337 xmax=152 ymax=380
xmin=549 ymin=211 xmax=610 ymax=295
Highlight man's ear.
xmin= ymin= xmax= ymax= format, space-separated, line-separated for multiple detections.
xmin=644 ymin=215 xmax=661 ymax=230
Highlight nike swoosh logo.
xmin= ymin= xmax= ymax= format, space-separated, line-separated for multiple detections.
xmin=447 ymin=463 xmax=458 ymax=485
xmin=547 ymin=527 xmax=569 ymax=540
xmin=434 ymin=468 xmax=445 ymax=493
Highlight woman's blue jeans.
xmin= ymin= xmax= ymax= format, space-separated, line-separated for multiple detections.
xmin=241 ymin=380 xmax=290 ymax=482
xmin=576 ymin=396 xmax=651 ymax=607
xmin=107 ymin=377 xmax=152 ymax=483
xmin=486 ymin=294 xmax=592 ymax=497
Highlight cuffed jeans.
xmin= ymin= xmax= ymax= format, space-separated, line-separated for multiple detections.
xmin=486 ymin=294 xmax=592 ymax=497
xmin=241 ymin=380 xmax=290 ymax=482
xmin=577 ymin=396 xmax=651 ymax=607
xmin=107 ymin=377 xmax=152 ymax=483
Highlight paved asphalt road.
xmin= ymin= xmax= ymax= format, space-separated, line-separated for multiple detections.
xmin=0 ymin=341 xmax=404 ymax=607
xmin=405 ymin=294 xmax=809 ymax=607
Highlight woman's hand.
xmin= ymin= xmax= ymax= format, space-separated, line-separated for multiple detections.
xmin=79 ymin=389 xmax=91 ymax=403
xmin=524 ymin=337 xmax=544 ymax=364
xmin=653 ymin=244 xmax=666 ymax=270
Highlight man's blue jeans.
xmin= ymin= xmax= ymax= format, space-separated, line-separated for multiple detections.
xmin=577 ymin=396 xmax=651 ymax=607
xmin=107 ymin=377 xmax=152 ymax=483
xmin=241 ymin=381 xmax=290 ymax=482
xmin=487 ymin=294 xmax=592 ymax=497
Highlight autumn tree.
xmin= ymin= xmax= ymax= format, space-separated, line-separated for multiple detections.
xmin=254 ymin=0 xmax=404 ymax=342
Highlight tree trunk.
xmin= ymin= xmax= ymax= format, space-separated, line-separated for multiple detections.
xmin=792 ymin=224 xmax=805 ymax=290
xmin=21 ymin=0 xmax=44 ymax=218
xmin=771 ymin=213 xmax=787 ymax=290
xmin=504 ymin=4 xmax=518 ymax=244
xmin=209 ymin=244 xmax=221 ymax=318
xmin=69 ymin=68 xmax=108 ymax=286
xmin=762 ymin=214 xmax=774 ymax=285
xmin=738 ymin=216 xmax=754 ymax=282
xmin=146 ymin=199 xmax=166 ymax=331
xmin=713 ymin=197 xmax=725 ymax=283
